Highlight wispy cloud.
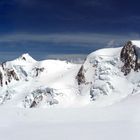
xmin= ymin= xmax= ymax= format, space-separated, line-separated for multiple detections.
xmin=0 ymin=32 xmax=139 ymax=47
xmin=0 ymin=32 xmax=139 ymax=61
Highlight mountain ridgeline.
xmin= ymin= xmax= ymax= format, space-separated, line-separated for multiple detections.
xmin=0 ymin=41 xmax=140 ymax=108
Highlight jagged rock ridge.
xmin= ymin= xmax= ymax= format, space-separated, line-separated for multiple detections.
xmin=120 ymin=41 xmax=140 ymax=75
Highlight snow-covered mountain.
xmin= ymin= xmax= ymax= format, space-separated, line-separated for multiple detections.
xmin=1 ymin=40 xmax=140 ymax=108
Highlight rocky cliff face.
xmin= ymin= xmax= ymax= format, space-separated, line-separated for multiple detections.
xmin=0 ymin=64 xmax=19 ymax=87
xmin=120 ymin=41 xmax=139 ymax=75
xmin=76 ymin=65 xmax=85 ymax=85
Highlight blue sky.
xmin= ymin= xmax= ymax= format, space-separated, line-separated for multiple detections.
xmin=0 ymin=0 xmax=140 ymax=60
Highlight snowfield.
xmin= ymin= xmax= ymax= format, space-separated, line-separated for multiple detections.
xmin=1 ymin=40 xmax=140 ymax=139
xmin=1 ymin=93 xmax=140 ymax=140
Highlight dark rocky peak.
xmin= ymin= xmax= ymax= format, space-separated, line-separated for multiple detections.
xmin=120 ymin=40 xmax=140 ymax=75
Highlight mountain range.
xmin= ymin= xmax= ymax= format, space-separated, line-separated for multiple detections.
xmin=0 ymin=40 xmax=140 ymax=108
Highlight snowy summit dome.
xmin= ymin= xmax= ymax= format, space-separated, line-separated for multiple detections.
xmin=19 ymin=53 xmax=36 ymax=63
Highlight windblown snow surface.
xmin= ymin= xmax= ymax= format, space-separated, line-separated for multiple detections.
xmin=1 ymin=41 xmax=140 ymax=140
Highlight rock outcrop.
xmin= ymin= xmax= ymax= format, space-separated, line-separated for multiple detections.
xmin=24 ymin=88 xmax=59 ymax=108
xmin=76 ymin=65 xmax=85 ymax=85
xmin=0 ymin=66 xmax=19 ymax=87
xmin=120 ymin=41 xmax=140 ymax=75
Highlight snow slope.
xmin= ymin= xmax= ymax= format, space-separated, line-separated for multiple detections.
xmin=0 ymin=40 xmax=140 ymax=108
xmin=0 ymin=93 xmax=140 ymax=140
xmin=1 ymin=40 xmax=140 ymax=140
xmin=76 ymin=47 xmax=135 ymax=106
xmin=0 ymin=55 xmax=82 ymax=108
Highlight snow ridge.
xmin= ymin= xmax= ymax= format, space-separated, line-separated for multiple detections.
xmin=0 ymin=41 xmax=140 ymax=108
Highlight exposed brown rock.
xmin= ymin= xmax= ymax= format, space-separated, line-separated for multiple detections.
xmin=6 ymin=69 xmax=19 ymax=83
xmin=35 ymin=67 xmax=44 ymax=77
xmin=120 ymin=41 xmax=139 ymax=75
xmin=0 ymin=67 xmax=19 ymax=87
xmin=76 ymin=65 xmax=85 ymax=85
xmin=1 ymin=62 xmax=6 ymax=70
xmin=30 ymin=101 xmax=37 ymax=108
xmin=0 ymin=72 xmax=3 ymax=87
xmin=22 ymin=57 xmax=26 ymax=61
xmin=30 ymin=94 xmax=43 ymax=108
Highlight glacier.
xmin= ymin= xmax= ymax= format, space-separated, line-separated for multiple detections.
xmin=1 ymin=40 xmax=140 ymax=140
xmin=0 ymin=41 xmax=140 ymax=108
